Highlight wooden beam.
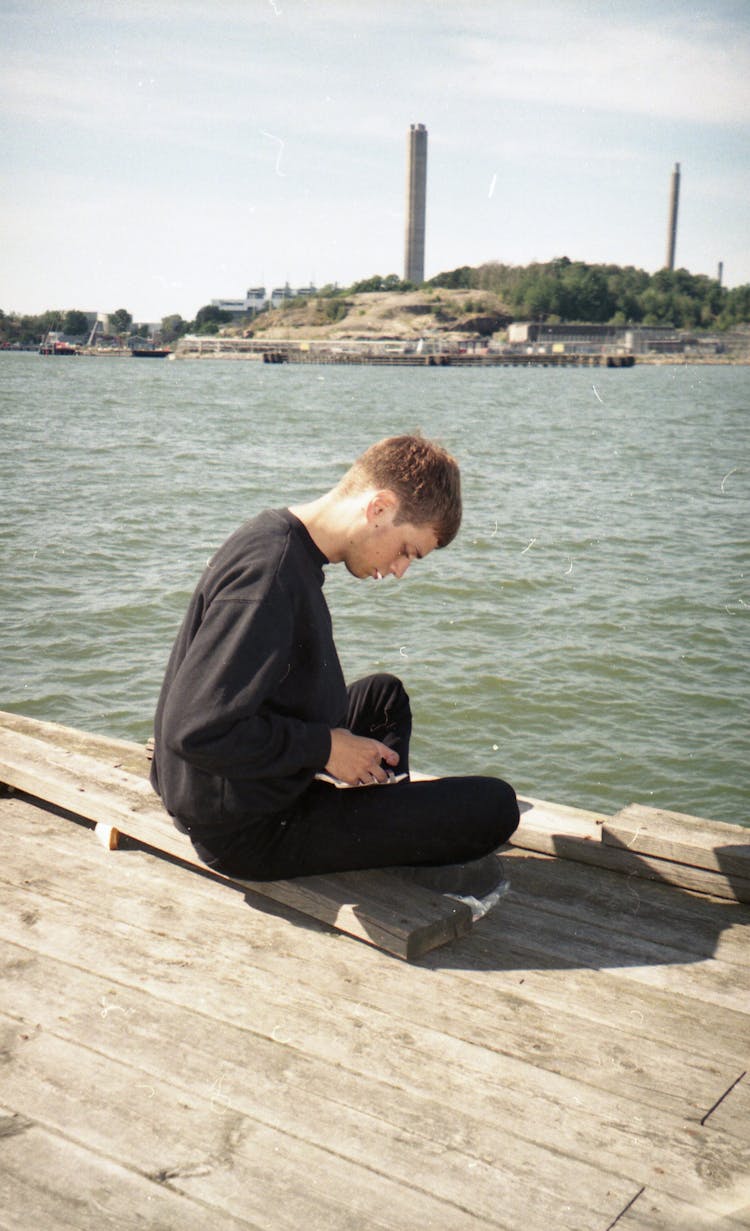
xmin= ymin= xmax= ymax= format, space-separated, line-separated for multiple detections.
xmin=600 ymin=805 xmax=750 ymax=900
xmin=602 ymin=804 xmax=750 ymax=877
xmin=0 ymin=714 xmax=472 ymax=960
xmin=514 ymin=798 xmax=750 ymax=903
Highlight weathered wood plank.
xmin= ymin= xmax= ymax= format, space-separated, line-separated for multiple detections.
xmin=507 ymin=842 xmax=750 ymax=958
xmin=5 ymin=944 xmax=748 ymax=1223
xmin=603 ymin=803 xmax=750 ymax=877
xmin=0 ymin=828 xmax=742 ymax=1131
xmin=515 ymin=799 xmax=750 ymax=901
xmin=0 ymin=716 xmax=471 ymax=959
xmin=4 ymin=792 xmax=749 ymax=1082
xmin=488 ymin=900 xmax=747 ymax=1014
xmin=232 ymin=867 xmax=472 ymax=961
xmin=5 ymin=709 xmax=745 ymax=904
xmin=607 ymin=803 xmax=750 ymax=845
xmin=0 ymin=1109 xmax=257 ymax=1231
xmin=2 ymin=892 xmax=746 ymax=1226
xmin=0 ymin=707 xmax=150 ymax=775
xmin=1 ymin=1027 xmax=510 ymax=1231
xmin=4 ymin=722 xmax=750 ymax=1231
xmin=6 ymin=793 xmax=749 ymax=1100
xmin=6 ymin=930 xmax=738 ymax=1230
xmin=704 ymin=1072 xmax=750 ymax=1143
xmin=609 ymin=1184 xmax=750 ymax=1229
xmin=501 ymin=848 xmax=750 ymax=968
xmin=0 ymin=1005 xmax=629 ymax=1231
xmin=4 ymin=794 xmax=749 ymax=1227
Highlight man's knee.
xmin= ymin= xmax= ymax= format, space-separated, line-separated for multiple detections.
xmin=474 ymin=775 xmax=520 ymax=847
xmin=347 ymin=672 xmax=411 ymax=726
xmin=360 ymin=672 xmax=409 ymax=704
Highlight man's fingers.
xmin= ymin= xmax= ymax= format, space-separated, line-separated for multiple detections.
xmin=325 ymin=729 xmax=399 ymax=785
xmin=358 ymin=765 xmax=389 ymax=787
xmin=376 ymin=742 xmax=399 ymax=767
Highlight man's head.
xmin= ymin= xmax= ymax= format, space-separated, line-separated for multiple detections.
xmin=338 ymin=434 xmax=462 ymax=548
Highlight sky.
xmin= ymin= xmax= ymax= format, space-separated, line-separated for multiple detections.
xmin=2 ymin=0 xmax=750 ymax=322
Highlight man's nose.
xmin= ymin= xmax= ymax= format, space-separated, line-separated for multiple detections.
xmin=390 ymin=557 xmax=411 ymax=579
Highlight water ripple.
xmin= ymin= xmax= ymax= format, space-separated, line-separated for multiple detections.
xmin=1 ymin=356 xmax=748 ymax=825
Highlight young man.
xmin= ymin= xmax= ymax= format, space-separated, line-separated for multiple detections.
xmin=150 ymin=435 xmax=519 ymax=896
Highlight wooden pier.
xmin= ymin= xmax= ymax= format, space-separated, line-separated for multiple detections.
xmin=174 ymin=337 xmax=635 ymax=366
xmin=262 ymin=351 xmax=635 ymax=368
xmin=1 ymin=712 xmax=748 ymax=1229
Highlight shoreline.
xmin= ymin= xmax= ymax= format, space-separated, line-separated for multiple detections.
xmin=3 ymin=345 xmax=747 ymax=365
xmin=165 ymin=337 xmax=750 ymax=365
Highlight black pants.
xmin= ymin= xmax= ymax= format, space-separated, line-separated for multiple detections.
xmin=191 ymin=673 xmax=520 ymax=880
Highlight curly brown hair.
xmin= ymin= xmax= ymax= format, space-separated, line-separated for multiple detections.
xmin=339 ymin=434 xmax=462 ymax=547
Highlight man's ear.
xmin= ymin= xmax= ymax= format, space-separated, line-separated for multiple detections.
xmin=366 ymin=489 xmax=399 ymax=525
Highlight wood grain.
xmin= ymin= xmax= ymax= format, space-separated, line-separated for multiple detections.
xmin=0 ymin=712 xmax=471 ymax=959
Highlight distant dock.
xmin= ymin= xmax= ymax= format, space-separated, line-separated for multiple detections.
xmin=174 ymin=337 xmax=636 ymax=367
xmin=262 ymin=350 xmax=636 ymax=368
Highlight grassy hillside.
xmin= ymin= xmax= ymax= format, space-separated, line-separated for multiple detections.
xmin=242 ymin=288 xmax=511 ymax=342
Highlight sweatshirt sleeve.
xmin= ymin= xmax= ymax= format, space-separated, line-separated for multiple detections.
xmin=159 ymin=589 xmax=332 ymax=779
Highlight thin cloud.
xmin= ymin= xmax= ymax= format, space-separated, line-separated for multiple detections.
xmin=452 ymin=22 xmax=750 ymax=126
xmin=2 ymin=0 xmax=749 ymax=315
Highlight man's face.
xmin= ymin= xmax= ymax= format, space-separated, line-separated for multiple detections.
xmin=345 ymin=501 xmax=439 ymax=581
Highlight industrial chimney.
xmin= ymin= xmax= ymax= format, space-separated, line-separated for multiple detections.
xmin=404 ymin=124 xmax=428 ymax=284
xmin=665 ymin=162 xmax=681 ymax=271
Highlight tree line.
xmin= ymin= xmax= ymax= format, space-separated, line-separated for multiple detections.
xmin=424 ymin=258 xmax=750 ymax=330
xmin=0 ymin=304 xmax=231 ymax=347
xmin=3 ymin=257 xmax=749 ymax=347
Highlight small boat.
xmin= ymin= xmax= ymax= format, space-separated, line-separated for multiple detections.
xmin=131 ymin=348 xmax=170 ymax=359
xmin=39 ymin=337 xmax=79 ymax=356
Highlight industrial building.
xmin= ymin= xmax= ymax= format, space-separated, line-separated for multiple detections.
xmin=211 ymin=284 xmax=317 ymax=317
xmin=506 ymin=321 xmax=716 ymax=357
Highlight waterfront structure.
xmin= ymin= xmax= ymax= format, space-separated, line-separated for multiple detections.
xmin=507 ymin=321 xmax=702 ymax=357
xmin=211 ymin=287 xmax=269 ymax=315
xmin=212 ymin=284 xmax=317 ymax=316
xmin=270 ymin=283 xmax=317 ymax=309
xmin=665 ymin=162 xmax=681 ymax=271
xmin=404 ymin=123 xmax=428 ymax=284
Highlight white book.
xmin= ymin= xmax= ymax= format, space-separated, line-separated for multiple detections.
xmin=314 ymin=770 xmax=409 ymax=789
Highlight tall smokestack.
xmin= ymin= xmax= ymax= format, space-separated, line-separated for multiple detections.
xmin=404 ymin=123 xmax=428 ymax=284
xmin=665 ymin=162 xmax=681 ymax=271
xmin=717 ymin=261 xmax=723 ymax=286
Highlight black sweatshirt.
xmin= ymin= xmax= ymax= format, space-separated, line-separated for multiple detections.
xmin=150 ymin=509 xmax=347 ymax=831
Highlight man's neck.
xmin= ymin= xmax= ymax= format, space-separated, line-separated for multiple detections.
xmin=289 ymin=492 xmax=354 ymax=564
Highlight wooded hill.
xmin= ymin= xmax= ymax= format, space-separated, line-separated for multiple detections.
xmin=426 ymin=258 xmax=748 ymax=330
xmin=246 ymin=258 xmax=749 ymax=340
xmin=2 ymin=258 xmax=748 ymax=347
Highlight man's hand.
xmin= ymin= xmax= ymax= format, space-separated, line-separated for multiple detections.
xmin=325 ymin=728 xmax=399 ymax=787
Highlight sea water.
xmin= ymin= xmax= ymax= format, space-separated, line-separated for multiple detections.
xmin=1 ymin=353 xmax=748 ymax=826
